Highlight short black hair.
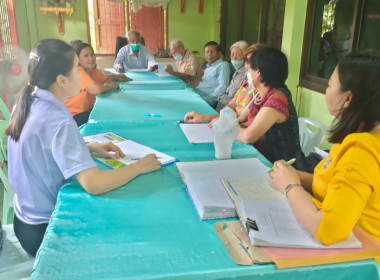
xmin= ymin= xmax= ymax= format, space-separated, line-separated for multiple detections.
xmin=74 ymin=42 xmax=94 ymax=57
xmin=329 ymin=50 xmax=380 ymax=143
xmin=69 ymin=39 xmax=83 ymax=50
xmin=249 ymin=47 xmax=288 ymax=88
xmin=204 ymin=41 xmax=221 ymax=52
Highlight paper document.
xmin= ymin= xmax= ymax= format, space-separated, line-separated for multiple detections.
xmin=176 ymin=158 xmax=270 ymax=220
xmin=156 ymin=62 xmax=177 ymax=76
xmin=83 ymin=132 xmax=176 ymax=168
xmin=241 ymin=199 xmax=362 ymax=249
xmin=180 ymin=123 xmax=214 ymax=143
xmin=127 ymin=68 xmax=150 ymax=72
xmin=83 ymin=132 xmax=126 ymax=144
xmin=114 ymin=140 xmax=176 ymax=166
xmin=221 ymin=177 xmax=285 ymax=220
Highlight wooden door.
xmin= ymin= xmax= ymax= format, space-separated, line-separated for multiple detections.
xmin=93 ymin=0 xmax=125 ymax=54
xmin=127 ymin=4 xmax=166 ymax=53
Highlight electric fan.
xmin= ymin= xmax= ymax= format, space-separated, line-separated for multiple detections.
xmin=0 ymin=43 xmax=29 ymax=95
xmin=0 ymin=43 xmax=29 ymax=117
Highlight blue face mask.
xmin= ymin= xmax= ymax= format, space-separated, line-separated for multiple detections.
xmin=174 ymin=55 xmax=183 ymax=61
xmin=231 ymin=60 xmax=244 ymax=70
xmin=131 ymin=44 xmax=140 ymax=51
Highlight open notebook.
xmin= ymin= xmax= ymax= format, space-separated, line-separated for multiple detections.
xmin=175 ymin=158 xmax=270 ymax=220
xmin=83 ymin=132 xmax=177 ymax=169
xmin=221 ymin=177 xmax=362 ymax=249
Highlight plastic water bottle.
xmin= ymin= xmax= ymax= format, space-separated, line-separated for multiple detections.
xmin=212 ymin=107 xmax=240 ymax=159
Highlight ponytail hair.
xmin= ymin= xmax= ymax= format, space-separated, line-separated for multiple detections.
xmin=6 ymin=39 xmax=75 ymax=141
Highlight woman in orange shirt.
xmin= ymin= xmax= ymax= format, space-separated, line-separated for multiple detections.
xmin=65 ymin=42 xmax=130 ymax=126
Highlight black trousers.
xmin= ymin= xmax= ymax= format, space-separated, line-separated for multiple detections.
xmin=73 ymin=111 xmax=91 ymax=127
xmin=13 ymin=214 xmax=48 ymax=256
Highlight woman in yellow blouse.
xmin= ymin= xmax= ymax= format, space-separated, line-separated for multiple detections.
xmin=270 ymin=50 xmax=380 ymax=263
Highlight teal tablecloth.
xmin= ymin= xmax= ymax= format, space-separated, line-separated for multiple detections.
xmin=105 ymin=69 xmax=188 ymax=90
xmin=31 ymin=121 xmax=380 ymax=280
xmin=89 ymin=86 xmax=215 ymax=123
xmin=89 ymin=72 xmax=215 ymax=123
xmin=31 ymin=73 xmax=380 ymax=279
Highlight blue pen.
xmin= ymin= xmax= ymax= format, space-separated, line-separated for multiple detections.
xmin=267 ymin=158 xmax=296 ymax=173
xmin=144 ymin=113 xmax=162 ymax=117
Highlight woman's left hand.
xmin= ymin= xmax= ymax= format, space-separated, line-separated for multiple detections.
xmin=269 ymin=160 xmax=301 ymax=194
xmin=115 ymin=74 xmax=132 ymax=82
xmin=87 ymin=142 xmax=125 ymax=159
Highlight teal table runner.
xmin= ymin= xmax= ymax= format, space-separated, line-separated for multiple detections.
xmin=32 ymin=121 xmax=380 ymax=279
xmin=90 ymin=88 xmax=215 ymax=123
xmin=31 ymin=72 xmax=380 ymax=280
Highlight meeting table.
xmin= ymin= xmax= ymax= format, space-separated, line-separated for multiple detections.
xmin=31 ymin=70 xmax=380 ymax=280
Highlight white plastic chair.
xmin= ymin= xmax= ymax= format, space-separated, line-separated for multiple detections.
xmin=0 ymin=119 xmax=14 ymax=225
xmin=0 ymin=224 xmax=34 ymax=279
xmin=298 ymin=117 xmax=327 ymax=156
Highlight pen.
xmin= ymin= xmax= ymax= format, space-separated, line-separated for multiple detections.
xmin=144 ymin=113 xmax=162 ymax=117
xmin=177 ymin=120 xmax=185 ymax=124
xmin=131 ymin=157 xmax=162 ymax=160
xmin=267 ymin=158 xmax=296 ymax=173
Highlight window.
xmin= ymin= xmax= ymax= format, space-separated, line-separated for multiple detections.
xmin=0 ymin=0 xmax=18 ymax=58
xmin=300 ymin=0 xmax=380 ymax=93
xmin=220 ymin=0 xmax=285 ymax=60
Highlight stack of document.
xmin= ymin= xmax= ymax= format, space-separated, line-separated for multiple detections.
xmin=176 ymin=158 xmax=270 ymax=220
xmin=221 ymin=177 xmax=362 ymax=249
xmin=83 ymin=132 xmax=177 ymax=168
xmin=241 ymin=199 xmax=361 ymax=249
xmin=186 ymin=179 xmax=236 ymax=220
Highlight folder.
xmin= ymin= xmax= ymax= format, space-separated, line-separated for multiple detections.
xmin=215 ymin=221 xmax=380 ymax=269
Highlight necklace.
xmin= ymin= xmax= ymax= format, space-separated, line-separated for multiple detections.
xmin=253 ymin=94 xmax=262 ymax=105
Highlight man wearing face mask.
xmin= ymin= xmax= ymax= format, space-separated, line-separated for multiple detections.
xmin=164 ymin=40 xmax=203 ymax=88
xmin=215 ymin=41 xmax=249 ymax=112
xmin=114 ymin=30 xmax=157 ymax=72
xmin=195 ymin=41 xmax=230 ymax=108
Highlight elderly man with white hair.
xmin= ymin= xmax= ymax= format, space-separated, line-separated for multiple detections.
xmin=114 ymin=30 xmax=157 ymax=72
xmin=215 ymin=40 xmax=249 ymax=111
xmin=164 ymin=40 xmax=203 ymax=88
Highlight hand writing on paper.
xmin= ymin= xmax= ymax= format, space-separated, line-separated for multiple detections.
xmin=269 ymin=160 xmax=301 ymax=194
xmin=165 ymin=64 xmax=174 ymax=74
xmin=184 ymin=111 xmax=204 ymax=123
xmin=134 ymin=154 xmax=162 ymax=173
xmin=87 ymin=142 xmax=126 ymax=159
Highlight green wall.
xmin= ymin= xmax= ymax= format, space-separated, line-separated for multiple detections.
xmin=168 ymin=0 xmax=220 ymax=58
xmin=14 ymin=0 xmax=88 ymax=53
xmin=11 ymin=0 xmax=334 ymax=150
xmin=16 ymin=0 xmax=220 ymax=58
xmin=282 ymin=0 xmax=332 ymax=149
